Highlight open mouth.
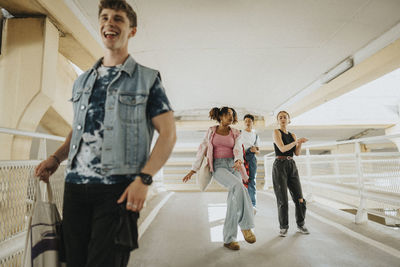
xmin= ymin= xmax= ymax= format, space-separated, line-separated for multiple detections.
xmin=104 ymin=31 xmax=118 ymax=39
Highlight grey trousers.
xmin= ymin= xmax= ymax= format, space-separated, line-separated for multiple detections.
xmin=213 ymin=158 xmax=255 ymax=243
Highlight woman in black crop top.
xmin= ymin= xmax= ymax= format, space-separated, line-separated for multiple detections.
xmin=272 ymin=111 xmax=309 ymax=237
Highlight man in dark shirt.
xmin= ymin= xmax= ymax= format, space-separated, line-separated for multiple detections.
xmin=35 ymin=1 xmax=176 ymax=266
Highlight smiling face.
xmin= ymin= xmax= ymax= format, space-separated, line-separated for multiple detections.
xmin=99 ymin=8 xmax=136 ymax=52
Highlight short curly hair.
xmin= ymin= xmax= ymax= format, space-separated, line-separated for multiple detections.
xmin=98 ymin=0 xmax=137 ymax=27
xmin=243 ymin=114 xmax=255 ymax=122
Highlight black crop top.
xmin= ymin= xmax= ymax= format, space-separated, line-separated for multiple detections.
xmin=274 ymin=129 xmax=296 ymax=156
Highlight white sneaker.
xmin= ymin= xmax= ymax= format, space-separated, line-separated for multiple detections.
xmin=253 ymin=207 xmax=258 ymax=215
xmin=297 ymin=225 xmax=310 ymax=234
xmin=279 ymin=228 xmax=288 ymax=237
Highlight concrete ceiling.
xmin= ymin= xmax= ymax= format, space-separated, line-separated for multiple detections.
xmin=3 ymin=0 xmax=400 ymax=147
xmin=71 ymin=0 xmax=400 ymax=118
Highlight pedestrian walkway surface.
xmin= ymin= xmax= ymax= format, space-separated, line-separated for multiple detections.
xmin=128 ymin=192 xmax=400 ymax=267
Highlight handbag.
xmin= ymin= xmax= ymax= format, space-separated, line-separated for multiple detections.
xmin=242 ymin=133 xmax=259 ymax=188
xmin=23 ymin=181 xmax=65 ymax=267
xmin=196 ymin=156 xmax=213 ymax=191
xmin=242 ymin=145 xmax=249 ymax=188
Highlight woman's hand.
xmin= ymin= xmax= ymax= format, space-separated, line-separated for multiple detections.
xmin=242 ymin=177 xmax=249 ymax=183
xmin=233 ymin=160 xmax=242 ymax=172
xmin=183 ymin=170 xmax=196 ymax=183
xmin=297 ymin=137 xmax=308 ymax=144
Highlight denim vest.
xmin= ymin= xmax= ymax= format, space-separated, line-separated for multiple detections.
xmin=67 ymin=55 xmax=159 ymax=176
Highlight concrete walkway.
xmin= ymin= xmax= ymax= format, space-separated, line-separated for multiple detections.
xmin=128 ymin=192 xmax=400 ymax=267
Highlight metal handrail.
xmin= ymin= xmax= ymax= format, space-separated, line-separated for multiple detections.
xmin=0 ymin=127 xmax=65 ymax=141
xmin=0 ymin=127 xmax=169 ymax=265
xmin=0 ymin=128 xmax=65 ymax=265
xmin=264 ymin=133 xmax=400 ymax=225
xmin=265 ymin=133 xmax=400 ymax=154
xmin=302 ymin=133 xmax=400 ymax=149
xmin=264 ymin=134 xmax=400 ymax=223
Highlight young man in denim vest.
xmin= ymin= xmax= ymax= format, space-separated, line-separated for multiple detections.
xmin=35 ymin=1 xmax=176 ymax=266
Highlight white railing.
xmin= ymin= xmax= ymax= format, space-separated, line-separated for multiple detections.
xmin=264 ymin=133 xmax=400 ymax=225
xmin=0 ymin=127 xmax=165 ymax=266
xmin=0 ymin=128 xmax=66 ymax=266
xmin=0 ymin=127 xmax=65 ymax=142
xmin=0 ymin=161 xmax=66 ymax=266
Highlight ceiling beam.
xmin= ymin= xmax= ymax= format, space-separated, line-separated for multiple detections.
xmin=0 ymin=0 xmax=102 ymax=70
xmin=0 ymin=0 xmax=45 ymax=15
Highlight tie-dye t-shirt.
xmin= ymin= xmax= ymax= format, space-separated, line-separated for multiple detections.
xmin=65 ymin=65 xmax=172 ymax=184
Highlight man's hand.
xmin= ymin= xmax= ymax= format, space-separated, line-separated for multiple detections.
xmin=250 ymin=146 xmax=258 ymax=153
xmin=233 ymin=160 xmax=242 ymax=172
xmin=34 ymin=130 xmax=72 ymax=183
xmin=117 ymin=177 xmax=149 ymax=212
xmin=34 ymin=157 xmax=59 ymax=183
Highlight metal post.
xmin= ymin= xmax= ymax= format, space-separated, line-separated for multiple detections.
xmin=305 ymin=148 xmax=313 ymax=202
xmin=37 ymin=139 xmax=48 ymax=201
xmin=355 ymin=142 xmax=368 ymax=224
xmin=38 ymin=138 xmax=47 ymax=160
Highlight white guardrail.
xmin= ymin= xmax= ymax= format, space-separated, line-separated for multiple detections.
xmin=264 ymin=133 xmax=400 ymax=226
xmin=0 ymin=127 xmax=165 ymax=266
xmin=1 ymin=128 xmax=400 ymax=265
xmin=0 ymin=127 xmax=66 ymax=266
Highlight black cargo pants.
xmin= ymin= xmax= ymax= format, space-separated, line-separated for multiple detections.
xmin=272 ymin=158 xmax=306 ymax=229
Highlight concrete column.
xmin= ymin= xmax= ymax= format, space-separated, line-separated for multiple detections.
xmin=0 ymin=17 xmax=59 ymax=160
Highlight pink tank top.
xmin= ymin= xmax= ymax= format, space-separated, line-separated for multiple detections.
xmin=212 ymin=131 xmax=235 ymax=159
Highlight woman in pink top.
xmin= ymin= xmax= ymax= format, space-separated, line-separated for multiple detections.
xmin=183 ymin=107 xmax=256 ymax=251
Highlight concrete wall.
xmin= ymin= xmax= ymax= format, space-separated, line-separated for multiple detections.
xmin=0 ymin=17 xmax=75 ymax=160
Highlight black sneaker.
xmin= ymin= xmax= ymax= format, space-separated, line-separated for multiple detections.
xmin=297 ymin=225 xmax=310 ymax=234
xmin=279 ymin=228 xmax=288 ymax=237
